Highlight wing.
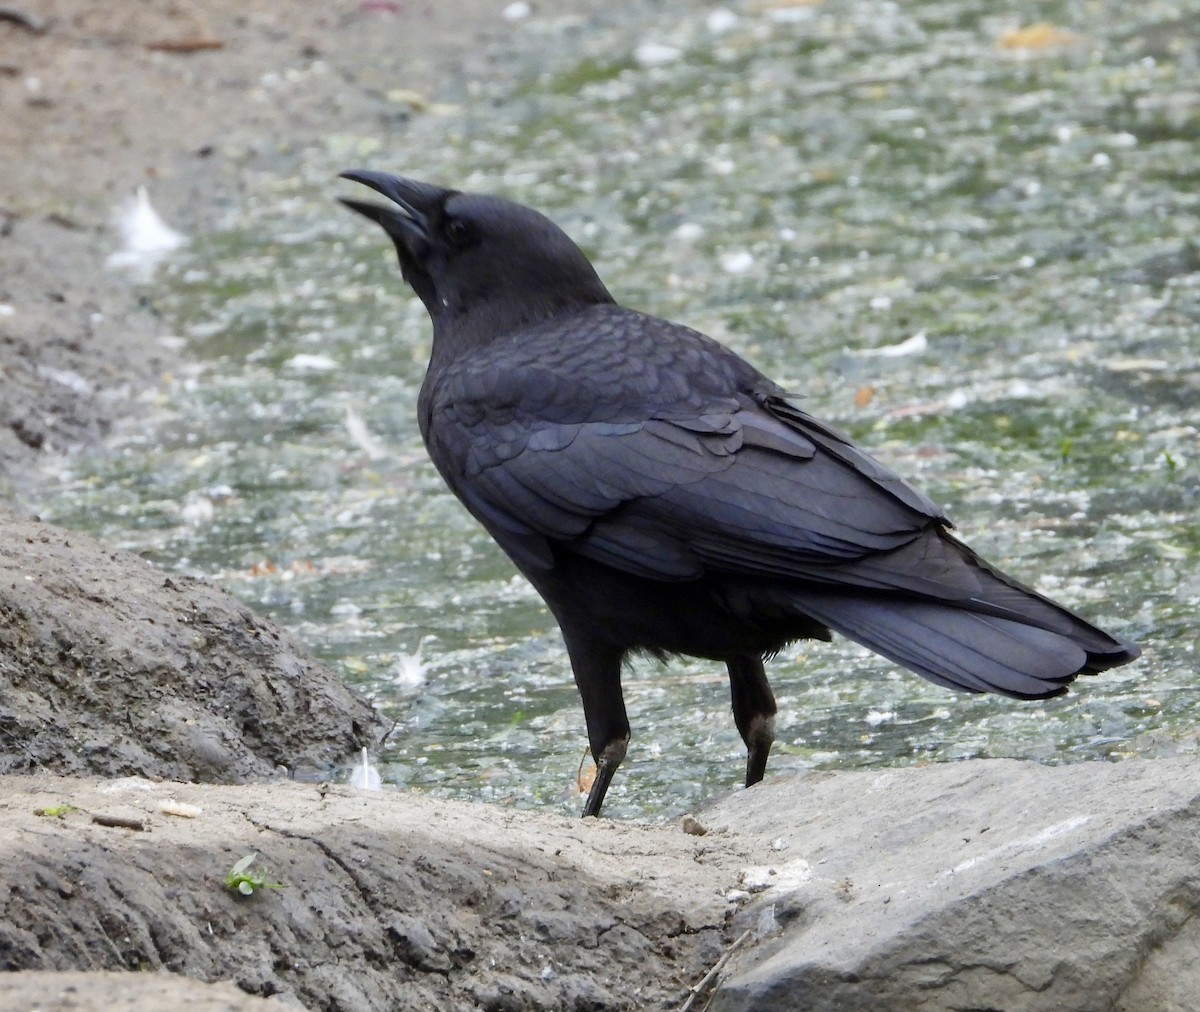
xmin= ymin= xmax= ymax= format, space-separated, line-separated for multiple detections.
xmin=426 ymin=306 xmax=952 ymax=590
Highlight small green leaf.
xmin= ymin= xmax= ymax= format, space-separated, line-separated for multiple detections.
xmin=35 ymin=804 xmax=79 ymax=818
xmin=225 ymin=852 xmax=285 ymax=896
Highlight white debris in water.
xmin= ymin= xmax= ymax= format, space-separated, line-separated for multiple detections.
xmin=852 ymin=331 xmax=928 ymax=357
xmin=180 ymin=494 xmax=215 ymax=526
xmin=345 ymin=405 xmax=389 ymax=460
xmin=1091 ymin=151 xmax=1112 ymax=168
xmin=0 ymin=303 xmax=14 ymax=317
xmin=285 ymin=353 xmax=338 ymax=372
xmin=394 ymin=642 xmax=428 ymax=689
xmin=106 ymin=186 xmax=188 ymax=277
xmin=502 ymin=2 xmax=531 ymax=21
xmin=349 ymin=747 xmax=383 ymax=791
xmin=719 ymin=249 xmax=755 ymax=274
xmin=864 ymin=709 xmax=897 ymax=726
xmin=706 ymin=8 xmax=739 ymax=34
xmin=869 ymin=295 xmax=893 ymax=311
xmin=671 ymin=221 xmax=705 ymax=244
xmin=1102 ymin=357 xmax=1170 ymax=372
xmin=634 ymin=42 xmax=683 ymax=67
xmin=767 ymin=5 xmax=817 ymax=24
xmin=946 ymin=389 xmax=971 ymax=410
xmin=1006 ymin=379 xmax=1036 ymax=398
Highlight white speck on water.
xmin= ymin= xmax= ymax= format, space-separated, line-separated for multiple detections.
xmin=706 ymin=8 xmax=739 ymax=34
xmin=1018 ymin=255 xmax=1037 ymax=268
xmin=180 ymin=495 xmax=215 ymax=526
xmin=767 ymin=5 xmax=816 ymax=23
xmin=1091 ymin=151 xmax=1112 ymax=168
xmin=865 ymin=710 xmax=897 ymax=726
xmin=394 ymin=642 xmax=428 ymax=689
xmin=344 ymin=405 xmax=389 ymax=460
xmin=1006 ymin=379 xmax=1036 ymax=398
xmin=502 ymin=1 xmax=531 ymax=21
xmin=671 ymin=221 xmax=704 ymax=244
xmin=0 ymin=304 xmax=14 ymax=317
xmin=853 ymin=331 xmax=928 ymax=358
xmin=869 ymin=295 xmax=893 ymax=311
xmin=285 ymin=353 xmax=338 ymax=372
xmin=946 ymin=389 xmax=971 ymax=410
xmin=720 ymin=249 xmax=755 ymax=274
xmin=635 ymin=42 xmax=683 ymax=67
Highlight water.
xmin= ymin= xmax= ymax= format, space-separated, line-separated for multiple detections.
xmin=41 ymin=0 xmax=1199 ymax=819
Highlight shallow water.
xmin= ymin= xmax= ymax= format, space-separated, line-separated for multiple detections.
xmin=43 ymin=0 xmax=1199 ymax=819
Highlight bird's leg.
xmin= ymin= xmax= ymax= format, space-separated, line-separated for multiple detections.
xmin=583 ymin=735 xmax=628 ymax=818
xmin=561 ymin=628 xmax=630 ymax=818
xmin=727 ymin=654 xmax=777 ymax=787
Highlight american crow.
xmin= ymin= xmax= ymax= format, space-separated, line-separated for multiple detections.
xmin=338 ymin=170 xmax=1141 ymax=817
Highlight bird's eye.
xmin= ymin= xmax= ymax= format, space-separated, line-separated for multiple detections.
xmin=444 ymin=217 xmax=473 ymax=247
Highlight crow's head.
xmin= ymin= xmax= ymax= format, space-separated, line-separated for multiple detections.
xmin=339 ymin=170 xmax=613 ymax=341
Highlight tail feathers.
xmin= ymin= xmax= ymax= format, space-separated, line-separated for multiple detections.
xmin=796 ymin=593 xmax=1140 ymax=700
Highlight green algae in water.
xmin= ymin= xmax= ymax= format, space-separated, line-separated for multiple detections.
xmin=42 ymin=0 xmax=1200 ymax=820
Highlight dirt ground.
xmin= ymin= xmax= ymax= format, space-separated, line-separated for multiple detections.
xmin=0 ymin=774 xmax=753 ymax=1010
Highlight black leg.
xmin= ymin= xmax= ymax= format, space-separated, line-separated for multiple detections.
xmin=727 ymin=654 xmax=776 ymax=787
xmin=561 ymin=626 xmax=630 ymax=818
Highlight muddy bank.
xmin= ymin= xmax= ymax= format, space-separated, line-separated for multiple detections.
xmin=0 ymin=512 xmax=383 ymax=781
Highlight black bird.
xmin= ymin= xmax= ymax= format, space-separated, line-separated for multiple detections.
xmin=338 ymin=170 xmax=1141 ymax=817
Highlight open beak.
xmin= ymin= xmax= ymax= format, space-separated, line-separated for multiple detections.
xmin=337 ymin=170 xmax=449 ymax=248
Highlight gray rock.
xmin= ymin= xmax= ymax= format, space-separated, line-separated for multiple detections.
xmin=0 ymin=512 xmax=385 ymax=781
xmin=702 ymin=757 xmax=1200 ymax=1011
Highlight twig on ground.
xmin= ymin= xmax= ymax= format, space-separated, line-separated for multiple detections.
xmin=678 ymin=928 xmax=752 ymax=1012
